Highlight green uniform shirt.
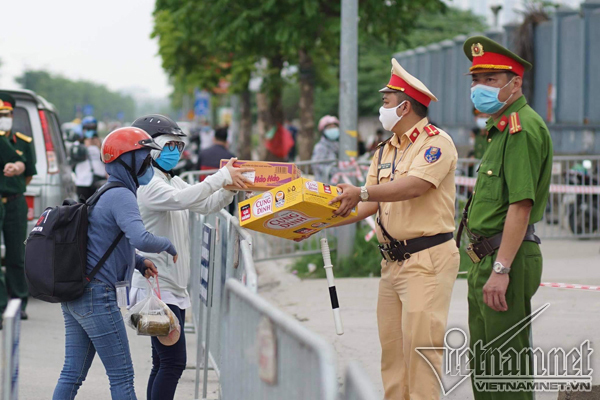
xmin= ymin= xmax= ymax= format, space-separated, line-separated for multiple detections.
xmin=0 ymin=131 xmax=37 ymax=195
xmin=467 ymin=95 xmax=553 ymax=238
xmin=0 ymin=136 xmax=24 ymax=166
xmin=473 ymin=131 xmax=487 ymax=160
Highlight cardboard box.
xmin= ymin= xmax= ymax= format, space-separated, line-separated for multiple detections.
xmin=239 ymin=177 xmax=357 ymax=241
xmin=219 ymin=160 xmax=301 ymax=192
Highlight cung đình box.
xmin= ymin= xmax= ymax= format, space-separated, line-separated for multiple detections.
xmin=238 ymin=177 xmax=357 ymax=241
xmin=219 ymin=159 xmax=301 ymax=192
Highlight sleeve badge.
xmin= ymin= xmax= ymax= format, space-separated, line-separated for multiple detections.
xmin=424 ymin=146 xmax=442 ymax=163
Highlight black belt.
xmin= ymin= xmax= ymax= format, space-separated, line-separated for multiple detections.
xmin=379 ymin=232 xmax=454 ymax=262
xmin=1 ymin=193 xmax=23 ymax=204
xmin=465 ymin=224 xmax=541 ymax=263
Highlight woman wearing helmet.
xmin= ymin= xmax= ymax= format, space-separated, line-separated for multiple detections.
xmin=53 ymin=127 xmax=178 ymax=400
xmin=127 ymin=115 xmax=252 ymax=400
xmin=310 ymin=115 xmax=340 ymax=182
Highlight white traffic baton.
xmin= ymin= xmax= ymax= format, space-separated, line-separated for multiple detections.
xmin=320 ymin=238 xmax=344 ymax=335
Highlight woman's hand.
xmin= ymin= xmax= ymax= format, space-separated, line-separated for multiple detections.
xmin=143 ymin=259 xmax=158 ymax=278
xmin=225 ymin=158 xmax=254 ymax=189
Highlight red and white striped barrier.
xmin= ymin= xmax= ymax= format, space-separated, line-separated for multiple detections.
xmin=330 ymin=158 xmax=369 ymax=185
xmin=455 ymin=176 xmax=600 ymax=194
xmin=539 ymin=282 xmax=600 ymax=291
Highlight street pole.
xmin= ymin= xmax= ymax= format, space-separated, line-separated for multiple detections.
xmin=337 ymin=0 xmax=358 ymax=263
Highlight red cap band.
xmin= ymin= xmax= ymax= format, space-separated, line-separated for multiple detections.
xmin=471 ymin=52 xmax=525 ymax=77
xmin=386 ymin=74 xmax=432 ymax=107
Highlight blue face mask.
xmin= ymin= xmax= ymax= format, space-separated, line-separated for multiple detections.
xmin=84 ymin=130 xmax=97 ymax=139
xmin=470 ymin=78 xmax=515 ymax=114
xmin=137 ymin=166 xmax=154 ymax=185
xmin=323 ymin=127 xmax=340 ymax=141
xmin=155 ymin=147 xmax=181 ymax=171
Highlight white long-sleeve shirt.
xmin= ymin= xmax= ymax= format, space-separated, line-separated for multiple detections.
xmin=130 ymin=166 xmax=235 ymax=307
xmin=74 ymin=145 xmax=106 ymax=187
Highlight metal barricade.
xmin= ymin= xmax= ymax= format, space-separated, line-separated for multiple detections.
xmin=188 ymin=209 xmax=258 ymax=398
xmin=2 ymin=299 xmax=21 ymax=400
xmin=339 ymin=362 xmax=379 ymax=400
xmin=454 ymin=156 xmax=600 ymax=239
xmin=220 ymin=279 xmax=337 ymax=400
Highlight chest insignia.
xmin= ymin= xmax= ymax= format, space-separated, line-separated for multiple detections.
xmin=378 ymin=163 xmax=391 ymax=170
xmin=424 ymin=146 xmax=442 ymax=163
xmin=509 ymin=112 xmax=522 ymax=134
xmin=16 ymin=150 xmax=23 ymax=156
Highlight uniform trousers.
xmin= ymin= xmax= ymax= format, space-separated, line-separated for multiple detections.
xmin=466 ymin=241 xmax=542 ymax=400
xmin=377 ymin=239 xmax=459 ymax=400
xmin=0 ymin=195 xmax=28 ymax=312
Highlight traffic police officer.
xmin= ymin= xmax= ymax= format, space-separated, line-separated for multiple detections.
xmin=331 ymin=59 xmax=459 ymax=400
xmin=459 ymin=36 xmax=552 ymax=400
xmin=0 ymin=93 xmax=37 ymax=320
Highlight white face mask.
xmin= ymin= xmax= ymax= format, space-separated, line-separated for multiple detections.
xmin=378 ymin=100 xmax=406 ymax=131
xmin=475 ymin=117 xmax=487 ymax=130
xmin=0 ymin=117 xmax=12 ymax=132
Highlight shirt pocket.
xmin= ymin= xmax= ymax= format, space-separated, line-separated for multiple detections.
xmin=476 ymin=160 xmax=503 ymax=201
xmin=377 ymin=167 xmax=393 ymax=184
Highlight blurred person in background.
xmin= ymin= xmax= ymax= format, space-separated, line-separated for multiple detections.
xmin=53 ymin=127 xmax=177 ymax=400
xmin=198 ymin=126 xmax=235 ymax=181
xmin=311 ymin=115 xmax=340 ymax=182
xmin=0 ymin=92 xmax=37 ymax=321
xmin=71 ymin=116 xmax=107 ymax=200
xmin=469 ymin=108 xmax=491 ymax=160
xmin=129 ymin=115 xmax=252 ymax=400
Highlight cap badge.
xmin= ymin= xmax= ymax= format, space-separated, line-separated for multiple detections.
xmin=471 ymin=43 xmax=484 ymax=57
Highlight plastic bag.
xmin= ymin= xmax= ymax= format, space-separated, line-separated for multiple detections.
xmin=125 ymin=277 xmax=181 ymax=345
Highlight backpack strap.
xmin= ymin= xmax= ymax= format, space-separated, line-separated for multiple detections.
xmin=84 ymin=181 xmax=127 ymax=282
xmin=86 ymin=181 xmax=126 ymax=206
xmin=85 ymin=231 xmax=124 ymax=282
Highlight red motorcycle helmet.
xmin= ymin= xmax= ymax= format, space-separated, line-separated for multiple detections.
xmin=101 ymin=127 xmax=161 ymax=164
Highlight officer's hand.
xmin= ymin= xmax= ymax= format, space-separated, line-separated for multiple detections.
xmin=143 ymin=259 xmax=158 ymax=279
xmin=483 ymin=272 xmax=509 ymax=312
xmin=225 ymin=158 xmax=254 ymax=189
xmin=294 ymin=231 xmax=317 ymax=243
xmin=173 ymin=254 xmax=178 ymax=264
xmin=329 ymin=183 xmax=360 ymax=218
xmin=3 ymin=161 xmax=25 ymax=177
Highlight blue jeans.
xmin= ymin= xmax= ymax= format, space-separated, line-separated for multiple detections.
xmin=53 ymin=280 xmax=137 ymax=400
xmin=147 ymin=304 xmax=186 ymax=400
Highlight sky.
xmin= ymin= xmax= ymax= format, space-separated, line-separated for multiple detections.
xmin=0 ymin=0 xmax=171 ymax=99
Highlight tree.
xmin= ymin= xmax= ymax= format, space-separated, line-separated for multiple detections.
xmin=16 ymin=70 xmax=136 ymax=123
xmin=153 ymin=0 xmax=451 ymax=160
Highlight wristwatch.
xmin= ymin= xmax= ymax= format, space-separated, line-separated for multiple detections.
xmin=359 ymin=186 xmax=369 ymax=202
xmin=493 ymin=261 xmax=511 ymax=274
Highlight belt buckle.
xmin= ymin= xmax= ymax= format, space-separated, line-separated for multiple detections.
xmin=466 ymin=243 xmax=481 ymax=263
xmin=1 ymin=198 xmax=6 ymax=204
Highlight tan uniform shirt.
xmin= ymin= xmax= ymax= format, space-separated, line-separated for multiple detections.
xmin=366 ymin=117 xmax=457 ymax=242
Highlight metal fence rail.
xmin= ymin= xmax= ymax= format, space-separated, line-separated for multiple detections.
xmin=339 ymin=362 xmax=379 ymax=400
xmin=2 ymin=299 xmax=21 ymax=400
xmin=220 ymin=279 xmax=338 ymax=400
xmin=456 ymin=156 xmax=600 ymax=239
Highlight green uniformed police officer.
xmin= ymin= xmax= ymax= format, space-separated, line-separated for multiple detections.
xmin=472 ymin=108 xmax=490 ymax=160
xmin=460 ymin=37 xmax=553 ymax=400
xmin=0 ymin=93 xmax=37 ymax=321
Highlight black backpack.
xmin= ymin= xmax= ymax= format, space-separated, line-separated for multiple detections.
xmin=25 ymin=182 xmax=126 ymax=303
xmin=69 ymin=142 xmax=88 ymax=166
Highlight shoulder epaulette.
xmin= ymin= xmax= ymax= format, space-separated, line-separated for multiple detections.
xmin=376 ymin=138 xmax=391 ymax=148
xmin=509 ymin=112 xmax=522 ymax=135
xmin=15 ymin=132 xmax=32 ymax=143
xmin=0 ymin=131 xmax=5 ymax=137
xmin=423 ymin=124 xmax=440 ymax=137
